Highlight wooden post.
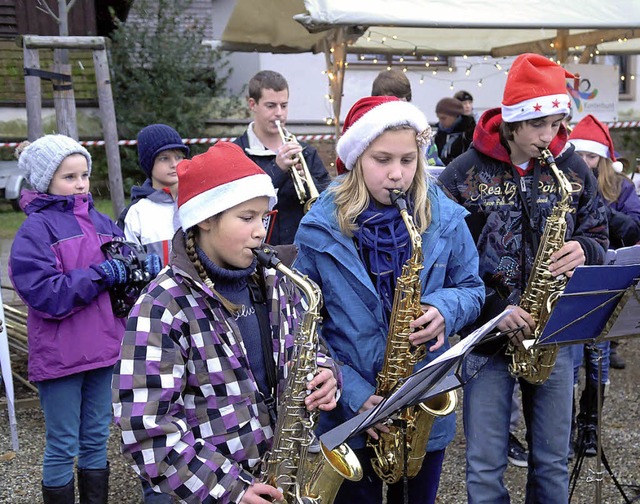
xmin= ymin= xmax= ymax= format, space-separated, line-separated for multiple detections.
xmin=52 ymin=49 xmax=79 ymax=139
xmin=21 ymin=36 xmax=126 ymax=216
xmin=555 ymin=29 xmax=569 ymax=64
xmin=23 ymin=47 xmax=43 ymax=141
xmin=52 ymin=0 xmax=78 ymax=139
xmin=323 ymin=28 xmax=348 ymax=142
xmin=93 ymin=48 xmax=125 ymax=217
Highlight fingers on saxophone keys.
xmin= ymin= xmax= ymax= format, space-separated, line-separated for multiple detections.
xmin=305 ymin=372 xmax=314 ymax=395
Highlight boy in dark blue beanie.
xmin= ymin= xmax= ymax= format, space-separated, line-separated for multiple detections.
xmin=119 ymin=124 xmax=188 ymax=504
xmin=117 ymin=124 xmax=189 ymax=268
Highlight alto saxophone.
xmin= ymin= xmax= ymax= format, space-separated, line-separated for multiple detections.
xmin=506 ymin=148 xmax=575 ymax=385
xmin=367 ymin=190 xmax=457 ymax=485
xmin=253 ymin=246 xmax=362 ymax=504
xmin=275 ymin=120 xmax=320 ymax=213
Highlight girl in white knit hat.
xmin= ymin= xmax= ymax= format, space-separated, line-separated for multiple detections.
xmin=567 ymin=114 xmax=640 ymax=460
xmin=9 ymin=134 xmax=141 ymax=503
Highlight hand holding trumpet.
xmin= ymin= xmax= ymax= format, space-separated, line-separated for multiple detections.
xmin=274 ymin=137 xmax=305 ymax=175
xmin=274 ymin=120 xmax=319 ymax=212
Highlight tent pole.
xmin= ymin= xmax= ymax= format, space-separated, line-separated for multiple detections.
xmin=323 ymin=28 xmax=348 ymax=142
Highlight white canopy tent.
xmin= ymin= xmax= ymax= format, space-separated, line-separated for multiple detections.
xmin=221 ymin=0 xmax=640 ymax=135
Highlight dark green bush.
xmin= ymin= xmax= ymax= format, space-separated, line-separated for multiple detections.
xmin=107 ymin=0 xmax=245 ymax=195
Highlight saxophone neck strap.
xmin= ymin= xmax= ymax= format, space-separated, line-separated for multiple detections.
xmin=248 ymin=271 xmax=279 ymax=412
xmin=510 ymin=162 xmax=541 ymax=253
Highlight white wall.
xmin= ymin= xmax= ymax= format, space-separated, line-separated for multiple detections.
xmin=229 ymin=53 xmax=640 ymax=125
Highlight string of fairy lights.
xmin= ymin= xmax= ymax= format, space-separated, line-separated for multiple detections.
xmin=319 ymin=29 xmax=639 ymax=125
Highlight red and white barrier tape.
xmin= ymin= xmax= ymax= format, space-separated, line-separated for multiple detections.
xmin=604 ymin=121 xmax=640 ymax=129
xmin=0 ymin=134 xmax=337 ymax=149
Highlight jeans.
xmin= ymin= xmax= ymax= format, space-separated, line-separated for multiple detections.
xmin=463 ymin=348 xmax=573 ymax=504
xmin=333 ymin=446 xmax=446 ymax=504
xmin=509 ymin=382 xmax=522 ymax=432
xmin=37 ymin=366 xmax=114 ymax=487
xmin=572 ymin=341 xmax=610 ymax=385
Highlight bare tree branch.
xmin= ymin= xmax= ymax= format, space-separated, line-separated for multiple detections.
xmin=35 ymin=0 xmax=59 ymax=22
xmin=67 ymin=0 xmax=79 ymax=11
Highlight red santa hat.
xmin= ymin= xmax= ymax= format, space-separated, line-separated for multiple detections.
xmin=336 ymin=96 xmax=432 ymax=174
xmin=177 ymin=142 xmax=277 ymax=231
xmin=502 ymin=53 xmax=574 ymax=123
xmin=568 ymin=114 xmax=616 ymax=161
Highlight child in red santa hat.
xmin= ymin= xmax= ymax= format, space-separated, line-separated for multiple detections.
xmin=570 ymin=114 xmax=640 ymax=249
xmin=568 ymin=114 xmax=640 ymax=439
xmin=294 ymin=95 xmax=485 ymax=504
xmin=439 ymin=53 xmax=609 ymax=504
xmin=112 ymin=142 xmax=341 ymax=504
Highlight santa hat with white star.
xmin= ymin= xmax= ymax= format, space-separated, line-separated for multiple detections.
xmin=502 ymin=53 xmax=574 ymax=123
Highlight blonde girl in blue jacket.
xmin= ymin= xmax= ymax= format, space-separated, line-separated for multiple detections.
xmin=294 ymin=96 xmax=484 ymax=504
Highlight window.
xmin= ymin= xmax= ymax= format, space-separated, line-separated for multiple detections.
xmin=595 ymin=54 xmax=635 ymax=101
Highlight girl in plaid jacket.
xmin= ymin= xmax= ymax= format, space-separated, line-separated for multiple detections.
xmin=112 ymin=142 xmax=340 ymax=504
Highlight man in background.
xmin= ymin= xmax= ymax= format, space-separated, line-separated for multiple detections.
xmin=234 ymin=70 xmax=331 ymax=245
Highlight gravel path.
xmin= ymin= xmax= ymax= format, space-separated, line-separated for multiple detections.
xmin=2 ymin=337 xmax=639 ymax=503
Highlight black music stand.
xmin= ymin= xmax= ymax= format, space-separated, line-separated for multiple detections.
xmin=319 ymin=309 xmax=512 ymax=451
xmin=529 ymin=264 xmax=640 ymax=504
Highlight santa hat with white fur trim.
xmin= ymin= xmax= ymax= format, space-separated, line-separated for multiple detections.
xmin=569 ymin=114 xmax=624 ymax=172
xmin=569 ymin=114 xmax=616 ymax=161
xmin=502 ymin=53 xmax=574 ymax=123
xmin=336 ymin=96 xmax=431 ymax=175
xmin=177 ymin=142 xmax=277 ymax=231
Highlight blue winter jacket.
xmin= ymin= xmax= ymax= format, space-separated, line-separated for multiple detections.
xmin=294 ymin=182 xmax=485 ymax=451
xmin=9 ymin=190 xmax=126 ymax=382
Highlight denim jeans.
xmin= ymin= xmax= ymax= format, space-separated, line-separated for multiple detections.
xmin=463 ymin=347 xmax=573 ymax=504
xmin=572 ymin=341 xmax=610 ymax=385
xmin=37 ymin=366 xmax=114 ymax=487
xmin=509 ymin=382 xmax=522 ymax=432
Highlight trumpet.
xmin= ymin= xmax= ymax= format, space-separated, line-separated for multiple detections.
xmin=275 ymin=120 xmax=319 ymax=213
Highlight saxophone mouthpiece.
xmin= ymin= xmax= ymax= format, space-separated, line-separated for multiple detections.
xmin=252 ymin=246 xmax=281 ymax=269
xmin=389 ymin=189 xmax=408 ymax=211
xmin=537 ymin=146 xmax=555 ymax=167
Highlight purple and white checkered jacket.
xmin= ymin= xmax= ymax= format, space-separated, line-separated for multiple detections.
xmin=112 ymin=233 xmax=337 ymax=503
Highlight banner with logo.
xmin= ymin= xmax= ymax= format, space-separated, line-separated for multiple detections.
xmin=564 ymin=64 xmax=619 ymax=122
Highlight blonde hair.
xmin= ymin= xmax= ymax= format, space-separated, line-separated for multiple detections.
xmin=330 ymin=126 xmax=431 ymax=236
xmin=595 ymin=157 xmax=625 ymax=204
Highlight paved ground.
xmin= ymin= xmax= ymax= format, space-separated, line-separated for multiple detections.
xmin=1 ymin=233 xmax=639 ymax=502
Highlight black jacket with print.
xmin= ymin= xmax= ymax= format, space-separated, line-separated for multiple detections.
xmin=438 ymin=108 xmax=609 ymax=353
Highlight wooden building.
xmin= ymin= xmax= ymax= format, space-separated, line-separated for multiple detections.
xmin=0 ymin=0 xmax=131 ymax=106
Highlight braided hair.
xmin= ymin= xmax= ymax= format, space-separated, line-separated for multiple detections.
xmin=184 ymin=226 xmax=240 ymax=314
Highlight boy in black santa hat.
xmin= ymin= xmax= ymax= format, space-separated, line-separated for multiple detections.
xmin=438 ymin=53 xmax=609 ymax=504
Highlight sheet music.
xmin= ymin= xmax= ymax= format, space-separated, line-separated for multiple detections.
xmin=606 ymin=244 xmax=640 ymax=266
xmin=427 ymin=308 xmax=513 ymax=367
xmin=319 ymin=309 xmax=512 ymax=450
xmin=600 ymin=279 xmax=640 ymax=340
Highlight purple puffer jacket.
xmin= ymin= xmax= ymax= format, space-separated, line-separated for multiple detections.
xmin=9 ymin=190 xmax=126 ymax=382
xmin=611 ymin=176 xmax=640 ymax=219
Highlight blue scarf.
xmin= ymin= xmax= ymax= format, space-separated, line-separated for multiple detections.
xmin=353 ymin=201 xmax=412 ymax=324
